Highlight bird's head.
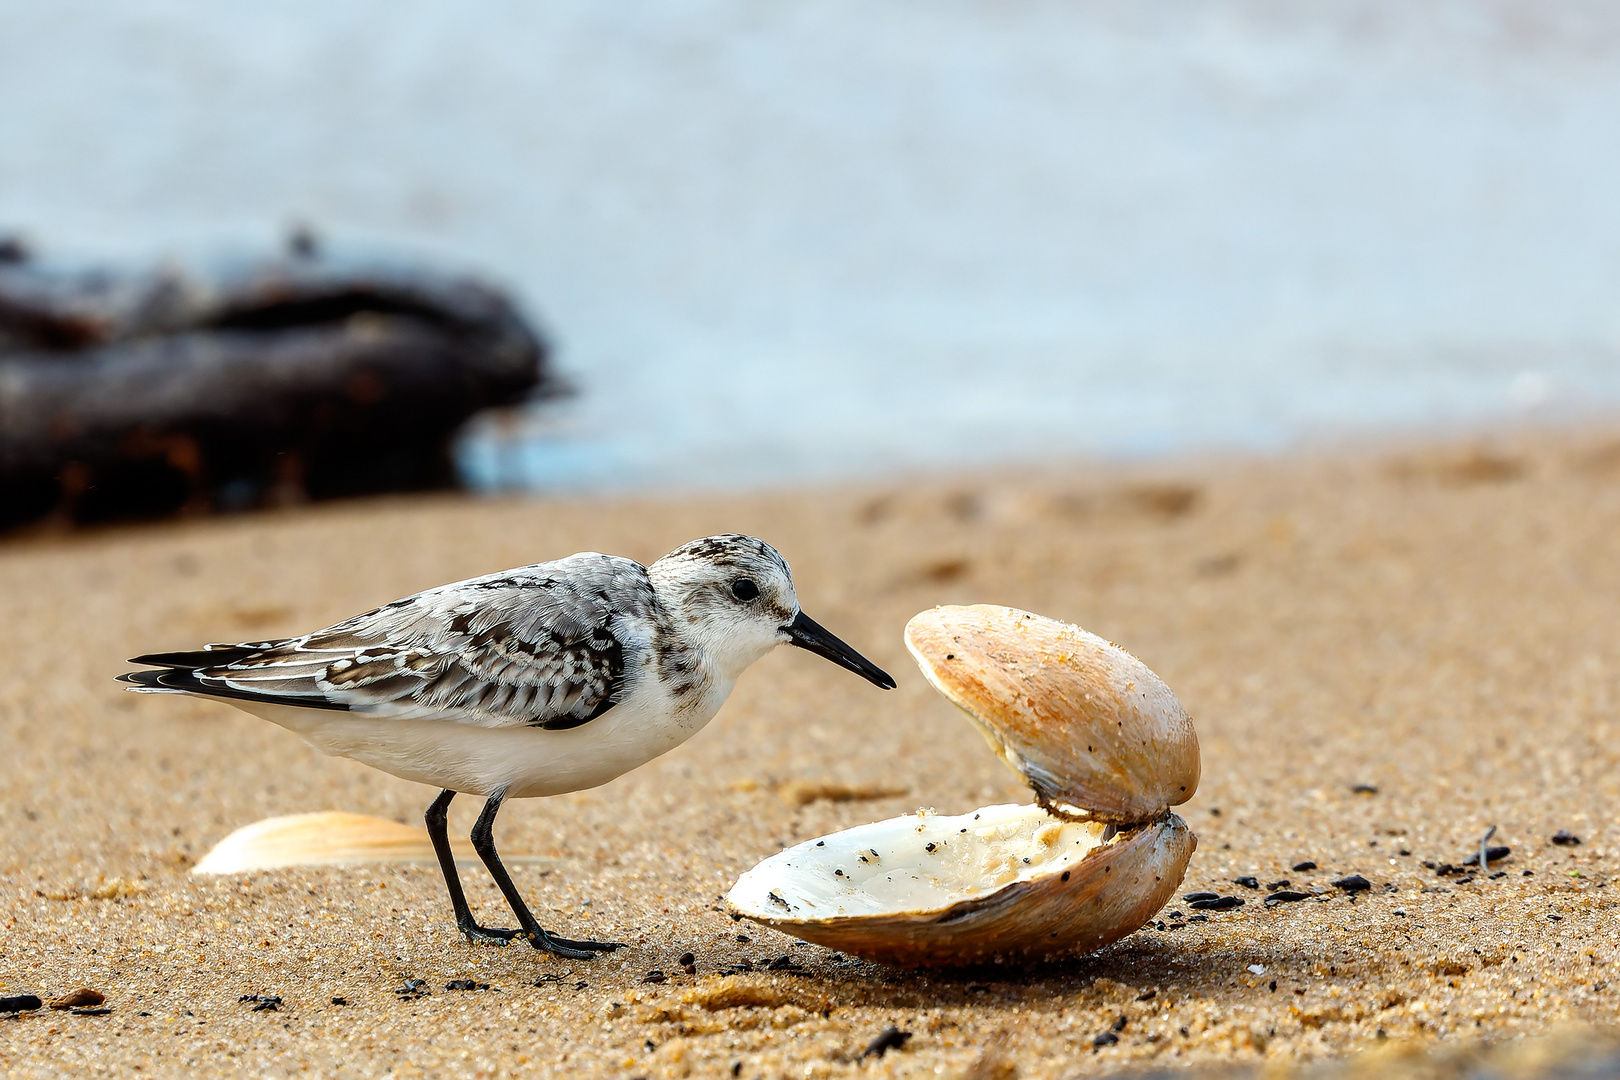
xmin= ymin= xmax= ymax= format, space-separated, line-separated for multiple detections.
xmin=649 ymin=534 xmax=895 ymax=688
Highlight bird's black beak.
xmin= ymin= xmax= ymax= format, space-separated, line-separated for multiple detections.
xmin=783 ymin=611 xmax=896 ymax=689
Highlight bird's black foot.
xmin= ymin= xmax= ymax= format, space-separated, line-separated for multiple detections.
xmin=523 ymin=929 xmax=624 ymax=960
xmin=547 ymin=935 xmax=626 ymax=953
xmin=458 ymin=921 xmax=521 ymax=946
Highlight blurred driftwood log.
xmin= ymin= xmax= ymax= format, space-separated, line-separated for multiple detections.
xmin=0 ymin=245 xmax=551 ymax=531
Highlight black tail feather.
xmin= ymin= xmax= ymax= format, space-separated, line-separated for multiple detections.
xmin=117 ymin=663 xmax=349 ymax=712
xmin=127 ymin=646 xmax=265 ymax=668
xmin=117 ymin=669 xmax=173 ymax=688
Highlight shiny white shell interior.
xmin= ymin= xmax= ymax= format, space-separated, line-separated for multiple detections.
xmin=727 ymin=803 xmax=1107 ymax=921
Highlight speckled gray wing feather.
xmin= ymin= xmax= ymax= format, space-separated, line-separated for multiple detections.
xmin=123 ymin=553 xmax=658 ymax=730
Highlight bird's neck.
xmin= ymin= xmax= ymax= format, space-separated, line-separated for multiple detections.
xmin=654 ymin=594 xmax=774 ymax=679
xmin=648 ymin=612 xmax=724 ymax=715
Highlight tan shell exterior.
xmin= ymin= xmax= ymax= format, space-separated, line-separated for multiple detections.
xmin=905 ymin=605 xmax=1200 ymax=823
xmin=735 ymin=814 xmax=1195 ymax=966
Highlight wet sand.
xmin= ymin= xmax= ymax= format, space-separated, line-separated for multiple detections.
xmin=2 ymin=426 xmax=1618 ymax=1077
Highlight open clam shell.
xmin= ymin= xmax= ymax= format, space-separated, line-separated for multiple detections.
xmin=727 ymin=605 xmax=1201 ymax=965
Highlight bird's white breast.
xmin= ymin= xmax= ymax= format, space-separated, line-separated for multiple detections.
xmin=233 ymin=653 xmax=732 ymax=798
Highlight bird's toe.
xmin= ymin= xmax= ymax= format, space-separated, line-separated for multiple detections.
xmin=524 ymin=930 xmax=601 ymax=960
xmin=460 ymin=923 xmax=520 ymax=946
xmin=548 ymin=935 xmax=625 ymax=953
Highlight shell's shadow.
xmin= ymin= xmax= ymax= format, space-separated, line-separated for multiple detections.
xmin=797 ymin=935 xmax=1307 ymax=1008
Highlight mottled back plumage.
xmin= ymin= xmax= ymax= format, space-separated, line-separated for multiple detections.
xmin=124 ymin=552 xmax=663 ymax=729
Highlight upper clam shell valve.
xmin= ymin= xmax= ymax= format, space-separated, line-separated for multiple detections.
xmin=905 ymin=604 xmax=1200 ymax=823
xmin=727 ymin=605 xmax=1202 ymax=966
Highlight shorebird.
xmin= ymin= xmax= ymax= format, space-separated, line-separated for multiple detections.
xmin=121 ymin=534 xmax=895 ymax=959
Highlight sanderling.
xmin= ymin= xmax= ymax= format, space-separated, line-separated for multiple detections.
xmin=121 ymin=534 xmax=894 ymax=959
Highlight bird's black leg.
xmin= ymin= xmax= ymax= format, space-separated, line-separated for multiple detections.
xmin=425 ymin=789 xmax=518 ymax=946
xmin=470 ymin=788 xmax=624 ymax=960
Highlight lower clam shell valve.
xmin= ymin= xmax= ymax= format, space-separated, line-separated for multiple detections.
xmin=726 ymin=605 xmax=1201 ymax=966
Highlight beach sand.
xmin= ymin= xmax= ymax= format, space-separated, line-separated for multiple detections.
xmin=2 ymin=426 xmax=1618 ymax=1077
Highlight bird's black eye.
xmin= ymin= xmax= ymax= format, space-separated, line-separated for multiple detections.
xmin=730 ymin=578 xmax=760 ymax=601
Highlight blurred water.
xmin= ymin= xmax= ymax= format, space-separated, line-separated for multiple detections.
xmin=4 ymin=1 xmax=1620 ymax=491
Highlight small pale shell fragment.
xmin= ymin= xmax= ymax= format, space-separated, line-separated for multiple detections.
xmin=191 ymin=811 xmax=555 ymax=874
xmin=88 ymin=877 xmax=146 ymax=899
xmin=193 ymin=813 xmax=436 ymax=874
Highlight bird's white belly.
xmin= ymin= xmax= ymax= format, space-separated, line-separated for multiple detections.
xmin=235 ymin=691 xmax=721 ymax=798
